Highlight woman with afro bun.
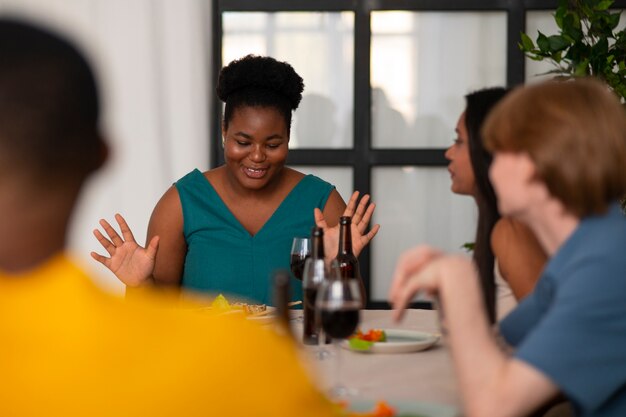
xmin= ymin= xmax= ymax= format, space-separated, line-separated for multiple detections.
xmin=93 ymin=55 xmax=379 ymax=304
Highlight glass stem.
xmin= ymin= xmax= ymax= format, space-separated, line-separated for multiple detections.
xmin=334 ymin=339 xmax=342 ymax=389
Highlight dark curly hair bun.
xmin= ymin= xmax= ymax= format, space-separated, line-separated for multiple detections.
xmin=216 ymin=54 xmax=304 ymax=110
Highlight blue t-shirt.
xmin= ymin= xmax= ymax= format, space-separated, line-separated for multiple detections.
xmin=175 ymin=169 xmax=334 ymax=305
xmin=500 ymin=204 xmax=626 ymax=417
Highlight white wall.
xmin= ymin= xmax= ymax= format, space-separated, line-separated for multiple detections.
xmin=0 ymin=0 xmax=212 ymax=293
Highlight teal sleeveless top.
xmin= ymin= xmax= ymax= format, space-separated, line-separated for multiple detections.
xmin=175 ymin=169 xmax=335 ymax=305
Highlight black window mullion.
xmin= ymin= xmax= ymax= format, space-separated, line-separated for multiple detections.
xmin=211 ymin=3 xmax=224 ymax=168
xmin=354 ymin=3 xmax=373 ymax=306
xmin=219 ymin=0 xmax=355 ymax=12
xmin=369 ymin=149 xmax=448 ymax=166
xmin=367 ymin=0 xmax=513 ymax=11
xmin=287 ymin=150 xmax=355 ymax=165
xmin=507 ymin=2 xmax=526 ymax=87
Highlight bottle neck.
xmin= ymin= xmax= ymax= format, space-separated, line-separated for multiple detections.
xmin=338 ymin=217 xmax=353 ymax=255
xmin=312 ymin=232 xmax=324 ymax=260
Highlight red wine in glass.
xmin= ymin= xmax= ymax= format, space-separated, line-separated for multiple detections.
xmin=303 ymin=286 xmax=319 ymax=344
xmin=320 ymin=306 xmax=360 ymax=339
xmin=290 ymin=253 xmax=308 ymax=280
xmin=316 ymin=277 xmax=362 ymax=398
xmin=290 ymin=237 xmax=310 ymax=281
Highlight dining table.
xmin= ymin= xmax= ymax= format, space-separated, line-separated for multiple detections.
xmin=290 ymin=308 xmax=461 ymax=416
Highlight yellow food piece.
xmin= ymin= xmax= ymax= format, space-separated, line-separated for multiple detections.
xmin=210 ymin=294 xmax=231 ymax=311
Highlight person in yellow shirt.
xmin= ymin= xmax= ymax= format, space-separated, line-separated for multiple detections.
xmin=0 ymin=17 xmax=335 ymax=417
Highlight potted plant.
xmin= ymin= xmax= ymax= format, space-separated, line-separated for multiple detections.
xmin=519 ymin=0 xmax=626 ymax=210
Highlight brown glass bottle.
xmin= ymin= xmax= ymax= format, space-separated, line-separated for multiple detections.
xmin=273 ymin=269 xmax=292 ymax=337
xmin=335 ymin=216 xmax=366 ymax=305
xmin=303 ymin=226 xmax=324 ymax=345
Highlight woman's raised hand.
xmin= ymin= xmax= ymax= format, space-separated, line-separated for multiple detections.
xmin=315 ymin=191 xmax=380 ymax=259
xmin=91 ymin=213 xmax=159 ymax=287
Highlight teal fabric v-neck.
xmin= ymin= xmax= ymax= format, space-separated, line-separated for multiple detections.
xmin=175 ymin=169 xmax=335 ymax=305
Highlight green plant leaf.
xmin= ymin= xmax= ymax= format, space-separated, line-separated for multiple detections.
xmin=555 ymin=7 xmax=566 ymax=29
xmin=462 ymin=242 xmax=475 ymax=252
xmin=609 ymin=12 xmax=621 ymax=30
xmin=596 ymin=0 xmax=614 ymax=11
xmin=548 ymin=35 xmax=570 ymax=52
xmin=537 ymin=31 xmax=550 ymax=53
xmin=520 ymin=32 xmax=535 ymax=51
xmin=563 ymin=14 xmax=583 ymax=41
xmin=520 ymin=0 xmax=626 ymax=103
xmin=553 ymin=50 xmax=563 ymax=63
xmin=575 ymin=59 xmax=591 ymax=76
xmin=593 ymin=37 xmax=610 ymax=56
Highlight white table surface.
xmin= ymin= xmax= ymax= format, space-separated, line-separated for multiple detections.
xmin=292 ymin=309 xmax=460 ymax=409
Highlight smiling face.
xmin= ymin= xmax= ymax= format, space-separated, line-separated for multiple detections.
xmin=222 ymin=105 xmax=289 ymax=192
xmin=444 ymin=111 xmax=476 ymax=196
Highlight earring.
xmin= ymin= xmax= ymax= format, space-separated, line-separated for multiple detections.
xmin=221 ymin=136 xmax=225 ymax=147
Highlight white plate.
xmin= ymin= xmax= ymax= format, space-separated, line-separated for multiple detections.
xmin=342 ymin=329 xmax=439 ymax=354
xmin=348 ymin=399 xmax=458 ymax=417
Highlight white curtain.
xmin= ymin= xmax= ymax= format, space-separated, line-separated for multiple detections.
xmin=0 ymin=0 xmax=212 ymax=293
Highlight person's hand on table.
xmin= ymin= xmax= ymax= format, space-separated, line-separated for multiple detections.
xmin=91 ymin=213 xmax=159 ymax=287
xmin=388 ymin=245 xmax=446 ymax=321
xmin=315 ymin=191 xmax=380 ymax=260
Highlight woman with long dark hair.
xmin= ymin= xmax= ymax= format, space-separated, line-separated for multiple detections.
xmin=445 ymin=88 xmax=546 ymax=322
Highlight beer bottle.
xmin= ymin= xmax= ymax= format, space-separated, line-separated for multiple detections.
xmin=303 ymin=226 xmax=325 ymax=345
xmin=335 ymin=216 xmax=366 ymax=305
xmin=273 ymin=269 xmax=292 ymax=337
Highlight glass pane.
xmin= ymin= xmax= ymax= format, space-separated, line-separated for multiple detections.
xmin=371 ymin=11 xmax=507 ymax=149
xmin=370 ymin=167 xmax=477 ymax=301
xmin=290 ymin=165 xmax=353 ymax=203
xmin=223 ymin=12 xmax=354 ymax=149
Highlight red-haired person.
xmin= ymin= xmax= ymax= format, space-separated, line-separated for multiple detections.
xmin=390 ymin=79 xmax=626 ymax=417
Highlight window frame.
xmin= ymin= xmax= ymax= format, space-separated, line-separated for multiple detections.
xmin=212 ymin=0 xmax=626 ymax=308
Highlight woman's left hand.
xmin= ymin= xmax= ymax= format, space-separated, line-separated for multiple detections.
xmin=315 ymin=191 xmax=380 ymax=258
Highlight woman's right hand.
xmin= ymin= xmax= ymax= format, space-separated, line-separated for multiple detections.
xmin=91 ymin=213 xmax=159 ymax=287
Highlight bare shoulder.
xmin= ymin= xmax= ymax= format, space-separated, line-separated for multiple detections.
xmin=153 ymin=186 xmax=182 ymax=215
xmin=149 ymin=186 xmax=183 ymax=233
xmin=492 ymin=218 xmax=515 ymax=246
xmin=147 ymin=185 xmax=187 ymax=285
xmin=491 ymin=217 xmax=547 ymax=299
xmin=322 ymin=190 xmax=346 ymax=228
xmin=492 ymin=218 xmax=532 ymax=246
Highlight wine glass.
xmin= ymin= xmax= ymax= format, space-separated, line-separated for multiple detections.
xmin=316 ymin=271 xmax=362 ymax=398
xmin=290 ymin=237 xmax=310 ymax=281
xmin=302 ymin=257 xmax=331 ymax=359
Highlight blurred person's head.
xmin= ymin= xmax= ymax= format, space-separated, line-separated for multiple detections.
xmin=0 ymin=18 xmax=107 ymax=271
xmin=0 ymin=18 xmax=106 ymax=189
xmin=216 ymin=55 xmax=304 ymax=191
xmin=483 ymin=78 xmax=626 ymax=219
